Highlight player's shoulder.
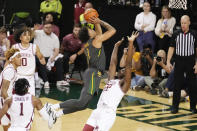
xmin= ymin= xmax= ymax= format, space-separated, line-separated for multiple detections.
xmin=3 ymin=64 xmax=15 ymax=74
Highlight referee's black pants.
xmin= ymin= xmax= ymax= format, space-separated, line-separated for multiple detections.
xmin=173 ymin=55 xmax=197 ymax=109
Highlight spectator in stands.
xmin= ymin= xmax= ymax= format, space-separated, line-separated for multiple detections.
xmin=144 ymin=50 xmax=170 ymax=95
xmin=40 ymin=0 xmax=62 ymax=19
xmin=79 ymin=2 xmax=94 ymax=30
xmin=155 ymin=6 xmax=176 ymax=53
xmin=74 ymin=0 xmax=86 ymax=24
xmin=34 ymin=21 xmax=68 ymax=87
xmin=0 ymin=27 xmax=10 ymax=70
xmin=161 ymin=69 xmax=188 ymax=99
xmin=39 ymin=12 xmax=60 ymax=37
xmin=134 ymin=2 xmax=156 ymax=52
xmin=61 ymin=24 xmax=87 ymax=78
xmin=139 ymin=0 xmax=161 ymax=7
xmin=140 ymin=44 xmax=153 ymax=76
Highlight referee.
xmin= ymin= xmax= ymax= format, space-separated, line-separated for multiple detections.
xmin=167 ymin=15 xmax=197 ymax=114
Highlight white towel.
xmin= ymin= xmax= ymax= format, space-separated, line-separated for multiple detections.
xmin=46 ymin=54 xmax=64 ymax=71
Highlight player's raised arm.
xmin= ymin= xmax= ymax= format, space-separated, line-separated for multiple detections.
xmin=90 ymin=17 xmax=116 ymax=48
xmin=121 ymin=31 xmax=139 ymax=93
xmin=108 ymin=38 xmax=124 ymax=80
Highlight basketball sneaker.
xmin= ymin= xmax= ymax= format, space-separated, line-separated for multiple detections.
xmin=48 ymin=110 xmax=57 ymax=129
xmin=56 ymin=80 xmax=70 ymax=86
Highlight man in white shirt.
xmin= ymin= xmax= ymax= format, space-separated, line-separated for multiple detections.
xmin=34 ymin=21 xmax=68 ymax=87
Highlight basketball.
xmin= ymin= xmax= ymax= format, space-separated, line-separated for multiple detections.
xmin=84 ymin=8 xmax=99 ymax=23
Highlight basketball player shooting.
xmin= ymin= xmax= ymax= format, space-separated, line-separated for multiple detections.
xmin=83 ymin=31 xmax=139 ymax=131
xmin=47 ymin=10 xmax=116 ymax=129
xmin=0 ymin=78 xmax=52 ymax=131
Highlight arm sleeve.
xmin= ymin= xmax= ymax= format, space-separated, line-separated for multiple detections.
xmin=34 ymin=30 xmax=40 ymax=39
xmin=155 ymin=19 xmax=162 ymax=36
xmin=169 ymin=17 xmax=176 ymax=35
xmin=54 ymin=36 xmax=60 ymax=49
xmin=134 ymin=14 xmax=142 ymax=31
xmin=170 ymin=31 xmax=177 ymax=47
xmin=61 ymin=37 xmax=68 ymax=50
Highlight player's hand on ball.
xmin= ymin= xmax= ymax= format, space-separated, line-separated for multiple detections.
xmin=89 ymin=16 xmax=101 ymax=24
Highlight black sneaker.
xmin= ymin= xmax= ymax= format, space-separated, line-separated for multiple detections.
xmin=190 ymin=108 xmax=197 ymax=114
xmin=150 ymin=88 xmax=157 ymax=95
xmin=162 ymin=90 xmax=169 ymax=98
xmin=171 ymin=107 xmax=179 ymax=114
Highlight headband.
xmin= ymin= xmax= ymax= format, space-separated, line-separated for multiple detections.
xmin=9 ymin=51 xmax=20 ymax=61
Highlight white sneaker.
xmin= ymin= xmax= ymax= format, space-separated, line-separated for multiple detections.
xmin=48 ymin=110 xmax=57 ymax=129
xmin=44 ymin=81 xmax=50 ymax=88
xmin=44 ymin=81 xmax=50 ymax=94
xmin=38 ymin=77 xmax=44 ymax=85
xmin=56 ymin=80 xmax=70 ymax=86
xmin=44 ymin=103 xmax=53 ymax=114
xmin=65 ymin=74 xmax=70 ymax=79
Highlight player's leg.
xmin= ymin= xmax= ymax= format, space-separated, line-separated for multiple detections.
xmin=51 ymin=68 xmax=100 ymax=115
xmin=97 ymin=109 xmax=116 ymax=131
xmin=83 ymin=124 xmax=95 ymax=131
xmin=83 ymin=109 xmax=100 ymax=131
xmin=48 ymin=68 xmax=100 ymax=128
xmin=8 ymin=127 xmax=27 ymax=131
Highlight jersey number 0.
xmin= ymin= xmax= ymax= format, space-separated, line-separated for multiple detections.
xmin=21 ymin=58 xmax=27 ymax=66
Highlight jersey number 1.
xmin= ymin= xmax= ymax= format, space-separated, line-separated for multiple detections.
xmin=20 ymin=103 xmax=24 ymax=116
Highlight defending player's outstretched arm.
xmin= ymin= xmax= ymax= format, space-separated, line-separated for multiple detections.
xmin=108 ymin=37 xmax=124 ymax=81
xmin=121 ymin=31 xmax=139 ymax=93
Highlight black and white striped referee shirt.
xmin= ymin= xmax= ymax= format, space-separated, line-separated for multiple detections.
xmin=170 ymin=29 xmax=197 ymax=56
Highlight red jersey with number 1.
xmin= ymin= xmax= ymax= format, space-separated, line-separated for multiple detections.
xmin=9 ymin=94 xmax=34 ymax=130
xmin=13 ymin=43 xmax=36 ymax=76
